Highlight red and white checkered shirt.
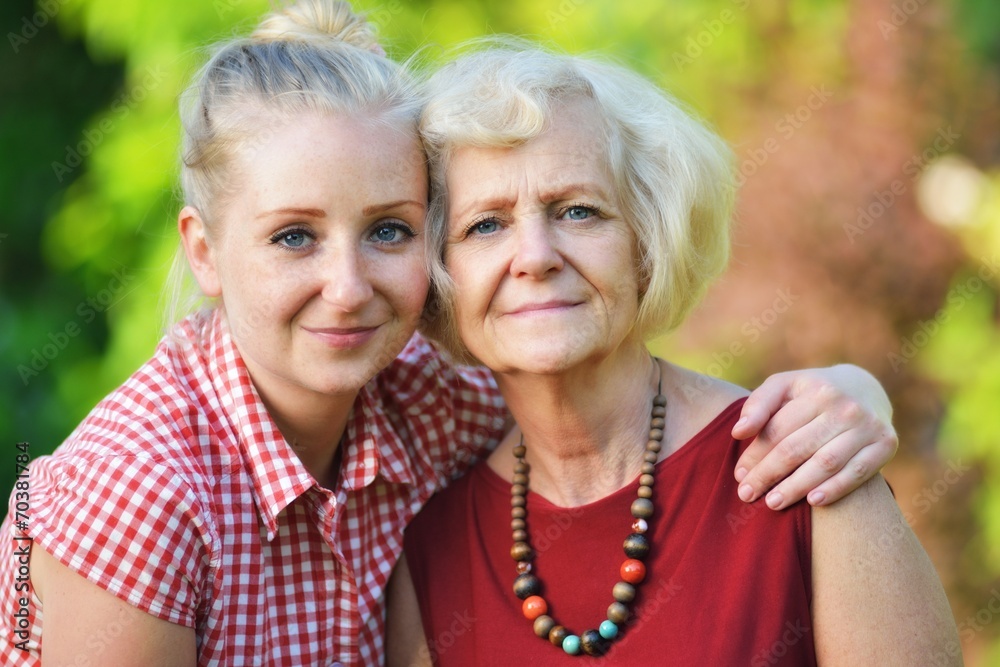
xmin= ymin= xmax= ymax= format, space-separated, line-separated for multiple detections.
xmin=0 ymin=308 xmax=506 ymax=666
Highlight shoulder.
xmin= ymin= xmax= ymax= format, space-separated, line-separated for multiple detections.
xmin=380 ymin=332 xmax=500 ymax=407
xmin=25 ymin=317 xmax=224 ymax=576
xmin=406 ymin=462 xmax=483 ymax=543
xmin=375 ymin=334 xmax=507 ymax=475
xmin=26 ymin=448 xmax=216 ymax=559
xmin=62 ymin=314 xmax=226 ymax=465
xmin=17 ymin=450 xmax=215 ymax=629
xmin=659 ymin=361 xmax=748 ymax=456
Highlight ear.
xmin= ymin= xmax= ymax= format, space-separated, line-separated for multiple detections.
xmin=178 ymin=206 xmax=222 ymax=297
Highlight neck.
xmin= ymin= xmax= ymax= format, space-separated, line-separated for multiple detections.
xmin=263 ymin=389 xmax=355 ymax=488
xmin=491 ymin=343 xmax=657 ymax=507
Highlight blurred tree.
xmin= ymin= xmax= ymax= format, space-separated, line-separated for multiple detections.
xmin=0 ymin=0 xmax=123 ymax=503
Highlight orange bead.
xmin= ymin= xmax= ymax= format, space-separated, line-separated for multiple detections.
xmin=620 ymin=558 xmax=646 ymax=584
xmin=522 ymin=595 xmax=548 ymax=621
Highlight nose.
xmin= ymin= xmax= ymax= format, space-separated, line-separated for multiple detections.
xmin=320 ymin=247 xmax=374 ymax=311
xmin=509 ymin=216 xmax=564 ymax=278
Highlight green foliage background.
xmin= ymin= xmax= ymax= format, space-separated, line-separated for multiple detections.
xmin=2 ymin=0 xmax=999 ymax=662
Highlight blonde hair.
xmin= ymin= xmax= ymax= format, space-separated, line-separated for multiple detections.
xmin=418 ymin=40 xmax=736 ymax=358
xmin=164 ymin=0 xmax=421 ymax=329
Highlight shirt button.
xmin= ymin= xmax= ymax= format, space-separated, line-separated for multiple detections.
xmin=330 ymin=662 xmax=344 ymax=667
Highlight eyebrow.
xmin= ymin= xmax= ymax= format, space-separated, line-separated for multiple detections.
xmin=539 ymin=183 xmax=612 ymax=204
xmin=452 ymin=183 xmax=612 ymax=221
xmin=256 ymin=207 xmax=326 ymax=220
xmin=362 ymin=200 xmax=426 ymax=216
xmin=451 ymin=196 xmax=517 ymax=222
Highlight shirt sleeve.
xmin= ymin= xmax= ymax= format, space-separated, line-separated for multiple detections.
xmin=383 ymin=333 xmax=508 ymax=486
xmin=22 ymin=450 xmax=213 ymax=628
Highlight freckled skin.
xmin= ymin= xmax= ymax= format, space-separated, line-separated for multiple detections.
xmin=209 ymin=112 xmax=430 ymax=400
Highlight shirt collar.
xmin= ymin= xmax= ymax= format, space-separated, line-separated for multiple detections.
xmin=203 ymin=310 xmax=314 ymax=540
xmin=339 ymin=379 xmax=417 ymax=490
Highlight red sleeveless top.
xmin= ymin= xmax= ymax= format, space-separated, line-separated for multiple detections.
xmin=403 ymin=399 xmax=816 ymax=665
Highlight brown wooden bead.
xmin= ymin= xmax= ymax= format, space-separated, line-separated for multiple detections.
xmin=533 ymin=614 xmax=555 ymax=638
xmin=581 ymin=629 xmax=608 ymax=656
xmin=549 ymin=625 xmax=568 ymax=646
xmin=650 ymin=417 xmax=665 ymax=429
xmin=513 ymin=444 xmax=527 ymax=458
xmin=513 ymin=529 xmax=528 ymax=542
xmin=511 ymin=484 xmax=526 ymax=497
xmin=641 ymin=462 xmax=656 ymax=475
xmin=646 ymin=439 xmax=662 ymax=453
xmin=511 ymin=542 xmax=533 ymax=561
xmin=631 ymin=497 xmax=654 ymax=519
xmin=623 ymin=533 xmax=651 ymax=559
xmin=643 ymin=450 xmax=659 ymax=464
xmin=511 ymin=495 xmax=526 ymax=508
xmin=607 ymin=601 xmax=629 ymax=624
xmin=637 ymin=485 xmax=653 ymax=499
xmin=513 ymin=572 xmax=541 ymax=599
xmin=514 ymin=462 xmax=530 ymax=474
xmin=512 ymin=507 xmax=526 ymax=520
xmin=652 ymin=406 xmax=666 ymax=418
xmin=653 ymin=395 xmax=667 ymax=407
xmin=513 ymin=473 xmax=528 ymax=486
xmin=648 ymin=428 xmax=664 ymax=441
xmin=639 ymin=474 xmax=655 ymax=487
xmin=612 ymin=581 xmax=636 ymax=603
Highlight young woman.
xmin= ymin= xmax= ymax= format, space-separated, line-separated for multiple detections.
xmin=389 ymin=43 xmax=959 ymax=665
xmin=1 ymin=2 xmax=899 ymax=665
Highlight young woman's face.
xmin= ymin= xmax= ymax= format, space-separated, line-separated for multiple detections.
xmin=207 ymin=112 xmax=429 ymax=399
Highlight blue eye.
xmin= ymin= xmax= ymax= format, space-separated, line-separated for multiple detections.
xmin=369 ymin=222 xmax=415 ymax=245
xmin=282 ymin=232 xmax=307 ymax=246
xmin=563 ymin=206 xmax=595 ymax=221
xmin=374 ymin=226 xmax=398 ymax=242
xmin=269 ymin=227 xmax=315 ymax=251
xmin=471 ymin=219 xmax=499 ymax=235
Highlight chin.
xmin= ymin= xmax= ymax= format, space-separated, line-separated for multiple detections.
xmin=497 ymin=345 xmax=590 ymax=376
xmin=306 ymin=362 xmax=380 ymax=395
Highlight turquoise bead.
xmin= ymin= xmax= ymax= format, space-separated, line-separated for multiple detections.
xmin=599 ymin=620 xmax=619 ymax=639
xmin=562 ymin=634 xmax=581 ymax=655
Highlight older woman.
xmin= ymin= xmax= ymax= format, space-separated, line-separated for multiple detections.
xmin=388 ymin=44 xmax=960 ymax=665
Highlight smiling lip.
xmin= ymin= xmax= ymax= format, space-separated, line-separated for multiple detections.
xmin=507 ymin=301 xmax=581 ymax=316
xmin=302 ymin=325 xmax=380 ymax=349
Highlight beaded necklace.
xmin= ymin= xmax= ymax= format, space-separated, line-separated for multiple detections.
xmin=509 ymin=369 xmax=665 ymax=657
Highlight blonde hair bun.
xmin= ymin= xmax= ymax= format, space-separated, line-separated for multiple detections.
xmin=252 ymin=0 xmax=381 ymax=52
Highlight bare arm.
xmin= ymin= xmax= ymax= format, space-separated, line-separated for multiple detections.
xmin=386 ymin=553 xmax=433 ymax=667
xmin=733 ymin=364 xmax=897 ymax=509
xmin=811 ymin=475 xmax=961 ymax=665
xmin=32 ymin=546 xmax=196 ymax=667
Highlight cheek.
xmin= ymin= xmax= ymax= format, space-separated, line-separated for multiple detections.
xmin=217 ymin=253 xmax=309 ymax=329
xmin=383 ymin=254 xmax=430 ymax=319
xmin=447 ymin=260 xmax=487 ymax=320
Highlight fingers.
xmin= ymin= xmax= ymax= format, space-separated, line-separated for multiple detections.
xmin=803 ymin=433 xmax=897 ymax=506
xmin=734 ymin=383 xmax=820 ymax=485
xmin=734 ymin=364 xmax=898 ymax=510
xmin=737 ymin=412 xmax=838 ymax=505
xmin=739 ymin=420 xmax=898 ymax=510
xmin=731 ymin=372 xmax=793 ymax=443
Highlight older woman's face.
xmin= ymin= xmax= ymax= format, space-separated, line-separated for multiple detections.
xmin=443 ymin=99 xmax=642 ymax=375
